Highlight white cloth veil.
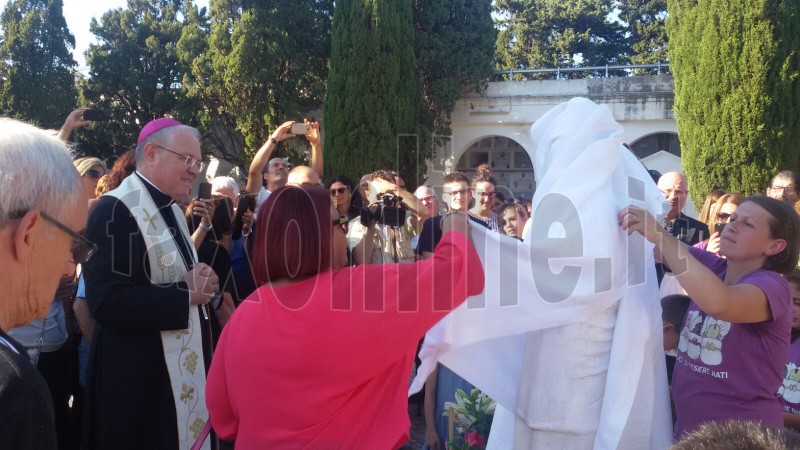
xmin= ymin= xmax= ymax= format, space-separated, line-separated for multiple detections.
xmin=410 ymin=98 xmax=672 ymax=449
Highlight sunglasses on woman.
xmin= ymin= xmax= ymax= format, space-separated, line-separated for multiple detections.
xmin=84 ymin=169 xmax=105 ymax=179
xmin=330 ymin=187 xmax=349 ymax=196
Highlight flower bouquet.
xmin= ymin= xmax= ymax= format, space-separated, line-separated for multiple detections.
xmin=443 ymin=388 xmax=496 ymax=450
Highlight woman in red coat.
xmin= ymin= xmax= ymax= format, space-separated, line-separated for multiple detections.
xmin=206 ymin=183 xmax=484 ymax=449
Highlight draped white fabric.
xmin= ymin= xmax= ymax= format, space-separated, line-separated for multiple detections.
xmin=410 ymin=98 xmax=673 ymax=449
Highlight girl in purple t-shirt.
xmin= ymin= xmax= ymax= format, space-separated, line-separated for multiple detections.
xmin=779 ymin=269 xmax=800 ymax=429
xmin=620 ymin=196 xmax=800 ymax=440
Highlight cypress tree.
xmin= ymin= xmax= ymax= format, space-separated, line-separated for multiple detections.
xmin=667 ymin=0 xmax=800 ymax=204
xmin=324 ymin=0 xmax=419 ymax=182
xmin=414 ymin=0 xmax=496 ymax=184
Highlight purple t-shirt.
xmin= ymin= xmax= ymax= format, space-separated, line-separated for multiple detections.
xmin=672 ymin=247 xmax=791 ymax=439
xmin=780 ymin=338 xmax=800 ymax=414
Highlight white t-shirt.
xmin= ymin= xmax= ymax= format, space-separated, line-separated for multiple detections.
xmin=254 ymin=186 xmax=271 ymax=217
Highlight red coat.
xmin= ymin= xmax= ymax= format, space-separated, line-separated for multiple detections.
xmin=206 ymin=231 xmax=484 ymax=449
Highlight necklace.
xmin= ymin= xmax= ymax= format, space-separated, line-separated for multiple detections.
xmin=469 ymin=212 xmax=490 ymax=223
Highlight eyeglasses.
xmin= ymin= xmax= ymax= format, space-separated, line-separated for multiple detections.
xmin=84 ymin=169 xmax=105 ymax=179
xmin=39 ymin=212 xmax=98 ymax=264
xmin=660 ymin=188 xmax=687 ymax=198
xmin=154 ymin=144 xmax=205 ymax=171
xmin=716 ymin=212 xmax=731 ymax=222
xmin=330 ymin=187 xmax=349 ymax=196
xmin=476 ymin=191 xmax=496 ymax=199
xmin=332 ymin=215 xmax=349 ymax=233
xmin=769 ymin=185 xmax=796 ymax=194
xmin=419 ymin=196 xmax=436 ymax=203
xmin=444 ymin=189 xmax=470 ymax=198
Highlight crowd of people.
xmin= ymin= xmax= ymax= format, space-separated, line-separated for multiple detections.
xmin=1 ymin=104 xmax=800 ymax=450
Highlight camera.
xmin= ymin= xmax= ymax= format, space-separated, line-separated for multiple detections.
xmin=360 ymin=193 xmax=407 ymax=227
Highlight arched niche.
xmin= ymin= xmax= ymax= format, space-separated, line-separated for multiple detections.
xmin=456 ymin=135 xmax=536 ymax=201
xmin=630 ymin=132 xmax=681 ymax=159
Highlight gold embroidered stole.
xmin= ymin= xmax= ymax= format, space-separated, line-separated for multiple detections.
xmin=106 ymin=175 xmax=210 ymax=450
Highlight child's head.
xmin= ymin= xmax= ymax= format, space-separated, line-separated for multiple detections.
xmin=672 ymin=420 xmax=800 ymax=449
xmin=784 ymin=269 xmax=800 ymax=339
xmin=661 ymin=294 xmax=692 ymax=351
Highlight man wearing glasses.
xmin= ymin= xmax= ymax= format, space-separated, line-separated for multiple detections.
xmin=656 ymin=171 xmax=709 ymax=283
xmin=766 ymin=170 xmax=799 ymax=205
xmin=82 ymin=118 xmax=219 ymax=450
xmin=0 ymin=119 xmax=91 ymax=449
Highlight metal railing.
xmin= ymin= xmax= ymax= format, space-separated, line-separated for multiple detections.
xmin=493 ymin=62 xmax=670 ymax=80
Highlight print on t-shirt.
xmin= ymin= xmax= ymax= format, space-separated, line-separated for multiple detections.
xmin=699 ymin=317 xmax=731 ymax=365
xmin=779 ymin=363 xmax=800 ymax=405
xmin=678 ymin=311 xmax=731 ymax=366
xmin=679 ymin=310 xmax=702 ymax=358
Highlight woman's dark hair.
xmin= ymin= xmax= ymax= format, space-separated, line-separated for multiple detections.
xmin=325 ymin=174 xmax=359 ymax=218
xmin=325 ymin=174 xmax=354 ymax=191
xmin=471 ymin=163 xmax=496 ymax=190
xmin=744 ymin=196 xmax=800 ymax=274
xmin=500 ymin=202 xmax=525 ymax=219
xmin=251 ymin=186 xmax=331 ymax=285
xmin=106 ymin=150 xmax=136 ymax=191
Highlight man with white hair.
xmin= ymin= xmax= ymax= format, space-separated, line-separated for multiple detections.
xmin=0 ymin=118 xmax=90 ymax=448
xmin=655 ymin=171 xmax=708 ymax=283
xmin=82 ymin=118 xmax=219 ymax=449
xmin=211 ymin=176 xmax=240 ymax=207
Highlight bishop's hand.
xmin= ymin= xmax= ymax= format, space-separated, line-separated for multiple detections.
xmin=184 ymin=263 xmax=219 ymax=306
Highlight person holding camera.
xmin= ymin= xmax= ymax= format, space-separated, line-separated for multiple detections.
xmin=245 ymin=119 xmax=322 ymax=215
xmin=348 ymin=170 xmax=422 ymax=265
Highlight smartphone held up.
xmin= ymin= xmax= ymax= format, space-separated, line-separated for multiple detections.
xmin=290 ymin=123 xmax=311 ymax=135
xmin=82 ymin=109 xmax=109 ymax=122
xmin=198 ymin=182 xmax=213 ymax=200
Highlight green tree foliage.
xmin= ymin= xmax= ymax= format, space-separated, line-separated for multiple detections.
xmin=667 ymin=0 xmax=800 ymax=204
xmin=0 ymin=0 xmax=77 ymax=129
xmin=414 ymin=0 xmax=496 ymax=183
xmin=618 ymin=0 xmax=669 ymax=74
xmin=78 ymin=0 xmax=202 ymax=159
xmin=324 ymin=0 xmax=419 ymax=182
xmin=494 ymin=0 xmax=627 ymax=78
xmin=179 ymin=0 xmax=332 ymax=171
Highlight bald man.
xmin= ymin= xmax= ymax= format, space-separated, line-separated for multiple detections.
xmin=287 ymin=166 xmax=321 ymax=188
xmin=655 ymin=171 xmax=708 ymax=283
